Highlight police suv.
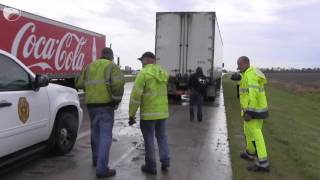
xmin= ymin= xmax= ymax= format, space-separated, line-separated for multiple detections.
xmin=0 ymin=50 xmax=83 ymax=168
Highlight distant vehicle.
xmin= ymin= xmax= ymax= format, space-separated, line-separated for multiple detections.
xmin=0 ymin=4 xmax=106 ymax=88
xmin=131 ymin=70 xmax=140 ymax=75
xmin=0 ymin=49 xmax=83 ymax=168
xmin=155 ymin=12 xmax=223 ymax=100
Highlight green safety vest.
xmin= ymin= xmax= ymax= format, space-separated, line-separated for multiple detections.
xmin=129 ymin=64 xmax=169 ymax=120
xmin=75 ymin=59 xmax=125 ymax=105
xmin=239 ymin=67 xmax=269 ymax=119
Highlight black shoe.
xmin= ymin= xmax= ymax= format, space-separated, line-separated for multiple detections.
xmin=197 ymin=114 xmax=202 ymax=122
xmin=190 ymin=111 xmax=194 ymax=121
xmin=141 ymin=165 xmax=157 ymax=175
xmin=96 ymin=169 xmax=116 ymax=178
xmin=161 ymin=165 xmax=169 ymax=172
xmin=247 ymin=164 xmax=270 ymax=172
xmin=240 ymin=152 xmax=255 ymax=161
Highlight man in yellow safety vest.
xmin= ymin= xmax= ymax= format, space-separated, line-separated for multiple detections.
xmin=76 ymin=47 xmax=125 ymax=178
xmin=235 ymin=56 xmax=270 ymax=172
xmin=128 ymin=52 xmax=170 ymax=175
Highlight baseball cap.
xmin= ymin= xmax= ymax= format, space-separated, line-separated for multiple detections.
xmin=138 ymin=52 xmax=155 ymax=61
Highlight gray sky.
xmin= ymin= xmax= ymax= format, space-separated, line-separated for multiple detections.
xmin=1 ymin=0 xmax=320 ymax=70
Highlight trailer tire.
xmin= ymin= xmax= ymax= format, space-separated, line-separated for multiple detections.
xmin=207 ymin=96 xmax=216 ymax=102
xmin=216 ymin=78 xmax=221 ymax=90
xmin=168 ymin=94 xmax=181 ymax=101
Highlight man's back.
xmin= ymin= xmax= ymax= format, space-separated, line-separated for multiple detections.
xmin=129 ymin=64 xmax=169 ymax=120
xmin=84 ymin=59 xmax=113 ymax=104
xmin=189 ymin=72 xmax=207 ymax=97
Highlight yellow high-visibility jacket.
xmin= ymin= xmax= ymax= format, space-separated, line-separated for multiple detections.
xmin=239 ymin=67 xmax=269 ymax=119
xmin=75 ymin=59 xmax=125 ymax=105
xmin=129 ymin=64 xmax=169 ymax=120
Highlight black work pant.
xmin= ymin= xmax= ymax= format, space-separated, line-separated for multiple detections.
xmin=189 ymin=90 xmax=204 ymax=121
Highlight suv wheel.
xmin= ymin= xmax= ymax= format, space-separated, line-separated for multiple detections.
xmin=53 ymin=111 xmax=78 ymax=155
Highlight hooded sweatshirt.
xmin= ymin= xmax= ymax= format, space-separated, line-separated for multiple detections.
xmin=189 ymin=67 xmax=207 ymax=97
xmin=129 ymin=64 xmax=169 ymax=120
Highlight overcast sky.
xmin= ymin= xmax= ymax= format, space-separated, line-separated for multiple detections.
xmin=1 ymin=0 xmax=320 ymax=70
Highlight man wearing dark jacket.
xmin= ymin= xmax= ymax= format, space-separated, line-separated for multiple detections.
xmin=188 ymin=67 xmax=207 ymax=122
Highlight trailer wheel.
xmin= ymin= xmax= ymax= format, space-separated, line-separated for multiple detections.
xmin=53 ymin=111 xmax=78 ymax=155
xmin=169 ymin=94 xmax=181 ymax=101
xmin=207 ymin=96 xmax=216 ymax=102
xmin=216 ymin=78 xmax=222 ymax=89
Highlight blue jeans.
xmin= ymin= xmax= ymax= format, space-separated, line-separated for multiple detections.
xmin=190 ymin=90 xmax=204 ymax=121
xmin=140 ymin=120 xmax=170 ymax=170
xmin=88 ymin=106 xmax=114 ymax=176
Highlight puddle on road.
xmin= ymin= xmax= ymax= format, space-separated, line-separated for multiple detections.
xmin=131 ymin=156 xmax=142 ymax=162
xmin=21 ymin=155 xmax=77 ymax=177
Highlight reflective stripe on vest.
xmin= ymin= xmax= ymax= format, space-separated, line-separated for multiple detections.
xmin=112 ymin=75 xmax=124 ymax=81
xmin=245 ymin=108 xmax=268 ymax=113
xmin=130 ymin=99 xmax=141 ymax=105
xmin=85 ymin=80 xmax=111 ymax=85
xmin=112 ymin=95 xmax=123 ymax=100
xmin=141 ymin=112 xmax=169 ymax=117
xmin=143 ymin=92 xmax=167 ymax=96
xmin=240 ymin=86 xmax=265 ymax=93
xmin=85 ymin=62 xmax=111 ymax=85
xmin=239 ymin=88 xmax=249 ymax=93
xmin=248 ymin=85 xmax=265 ymax=92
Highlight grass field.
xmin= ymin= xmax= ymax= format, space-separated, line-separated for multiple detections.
xmin=223 ymin=74 xmax=320 ymax=180
xmin=265 ymin=72 xmax=320 ymax=94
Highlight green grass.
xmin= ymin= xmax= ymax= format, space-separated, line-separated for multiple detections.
xmin=223 ymin=75 xmax=320 ymax=180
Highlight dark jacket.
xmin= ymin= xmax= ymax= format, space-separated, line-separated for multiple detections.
xmin=188 ymin=67 xmax=207 ymax=97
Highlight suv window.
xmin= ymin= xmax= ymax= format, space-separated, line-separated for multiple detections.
xmin=0 ymin=54 xmax=32 ymax=91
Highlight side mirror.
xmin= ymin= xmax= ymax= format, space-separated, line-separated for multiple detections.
xmin=33 ymin=74 xmax=49 ymax=91
xmin=222 ymin=63 xmax=224 ymax=68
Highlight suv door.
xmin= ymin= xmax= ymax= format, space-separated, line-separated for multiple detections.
xmin=0 ymin=54 xmax=50 ymax=157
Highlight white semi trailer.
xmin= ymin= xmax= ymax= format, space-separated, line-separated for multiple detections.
xmin=155 ymin=12 xmax=223 ymax=100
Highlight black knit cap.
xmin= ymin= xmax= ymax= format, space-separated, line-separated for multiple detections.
xmin=101 ymin=47 xmax=114 ymax=60
xmin=138 ymin=51 xmax=155 ymax=61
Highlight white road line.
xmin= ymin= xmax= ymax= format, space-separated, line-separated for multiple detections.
xmin=111 ymin=146 xmax=136 ymax=168
xmin=77 ymin=130 xmax=90 ymax=140
xmin=76 ymin=129 xmax=140 ymax=168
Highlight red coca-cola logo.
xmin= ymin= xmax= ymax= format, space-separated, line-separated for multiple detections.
xmin=11 ymin=22 xmax=87 ymax=71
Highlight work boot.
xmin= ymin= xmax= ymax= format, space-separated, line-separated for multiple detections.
xmin=161 ymin=165 xmax=169 ymax=172
xmin=240 ymin=151 xmax=255 ymax=161
xmin=190 ymin=110 xmax=194 ymax=121
xmin=247 ymin=164 xmax=270 ymax=172
xmin=197 ymin=113 xmax=202 ymax=122
xmin=141 ymin=165 xmax=157 ymax=175
xmin=96 ymin=169 xmax=116 ymax=178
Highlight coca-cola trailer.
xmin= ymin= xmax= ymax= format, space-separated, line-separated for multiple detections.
xmin=0 ymin=4 xmax=106 ymax=87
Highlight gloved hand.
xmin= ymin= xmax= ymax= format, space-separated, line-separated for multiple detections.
xmin=128 ymin=116 xmax=136 ymax=126
xmin=230 ymin=73 xmax=242 ymax=81
xmin=113 ymin=101 xmax=120 ymax=110
xmin=244 ymin=112 xmax=252 ymax=121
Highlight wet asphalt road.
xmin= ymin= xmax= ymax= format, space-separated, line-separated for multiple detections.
xmin=2 ymin=83 xmax=232 ymax=180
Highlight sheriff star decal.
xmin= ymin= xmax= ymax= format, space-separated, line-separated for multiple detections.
xmin=18 ymin=97 xmax=29 ymax=123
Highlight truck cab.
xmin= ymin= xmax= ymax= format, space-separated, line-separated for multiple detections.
xmin=0 ymin=49 xmax=83 ymax=166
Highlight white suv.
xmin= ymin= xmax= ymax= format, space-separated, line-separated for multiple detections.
xmin=0 ymin=50 xmax=83 ymax=165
